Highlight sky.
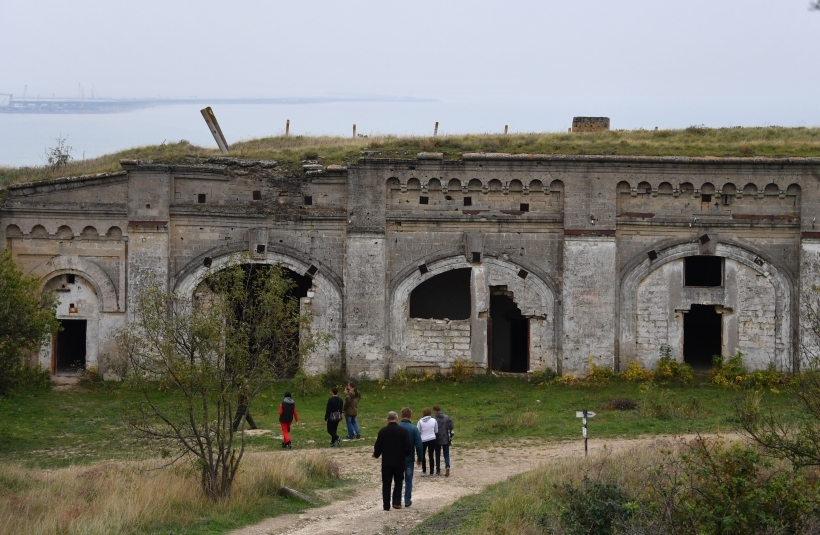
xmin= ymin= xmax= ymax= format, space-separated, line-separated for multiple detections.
xmin=1 ymin=0 xmax=819 ymax=142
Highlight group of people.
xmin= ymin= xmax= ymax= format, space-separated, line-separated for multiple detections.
xmin=236 ymin=380 xmax=457 ymax=512
xmin=373 ymin=405 xmax=454 ymax=511
xmin=266 ymin=381 xmax=362 ymax=449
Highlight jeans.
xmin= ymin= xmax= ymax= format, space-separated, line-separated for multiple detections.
xmin=404 ymin=456 xmax=415 ymax=506
xmin=434 ymin=443 xmax=450 ymax=471
xmin=381 ymin=465 xmax=404 ymax=509
xmin=345 ymin=414 xmax=360 ymax=438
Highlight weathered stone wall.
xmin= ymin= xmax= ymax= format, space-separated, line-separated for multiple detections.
xmin=3 ymin=153 xmax=820 ymax=378
xmin=403 ymin=319 xmax=471 ymax=365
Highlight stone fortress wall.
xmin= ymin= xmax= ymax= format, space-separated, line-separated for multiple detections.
xmin=2 ymin=151 xmax=819 ymax=379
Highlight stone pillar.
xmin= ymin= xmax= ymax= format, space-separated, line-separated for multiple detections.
xmin=562 ymin=236 xmax=617 ymax=375
xmin=123 ymin=165 xmax=172 ymax=313
xmin=799 ymin=237 xmax=820 ymax=370
xmin=344 ymin=232 xmax=386 ymax=378
xmin=470 ymin=264 xmax=489 ymax=366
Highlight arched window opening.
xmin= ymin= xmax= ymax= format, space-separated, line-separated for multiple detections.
xmin=409 ymin=268 xmax=471 ymax=320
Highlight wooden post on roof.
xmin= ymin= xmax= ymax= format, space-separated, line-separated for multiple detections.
xmin=200 ymin=107 xmax=229 ymax=154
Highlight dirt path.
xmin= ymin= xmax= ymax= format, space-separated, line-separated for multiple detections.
xmin=229 ymin=435 xmax=680 ymax=535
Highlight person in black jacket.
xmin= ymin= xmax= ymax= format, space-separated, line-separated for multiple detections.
xmin=373 ymin=411 xmax=413 ymax=511
xmin=324 ymin=387 xmax=344 ymax=447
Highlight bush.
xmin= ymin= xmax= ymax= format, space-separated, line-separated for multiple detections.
xmin=528 ymin=368 xmax=558 ymax=386
xmin=620 ymin=361 xmax=654 ymax=382
xmin=291 ymin=369 xmax=323 ymax=397
xmin=6 ymin=363 xmax=51 ymax=391
xmin=712 ymin=351 xmax=747 ymax=386
xmin=588 ymin=357 xmax=616 ymax=383
xmin=654 ymin=345 xmax=694 ymax=384
xmin=556 ymin=478 xmax=633 ymax=535
xmin=606 ymin=398 xmax=638 ymax=411
xmin=447 ymin=359 xmax=475 ymax=382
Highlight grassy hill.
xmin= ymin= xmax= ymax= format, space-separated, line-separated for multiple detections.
xmin=3 ymin=126 xmax=820 ymax=189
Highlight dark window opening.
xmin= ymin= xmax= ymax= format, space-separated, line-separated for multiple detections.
xmin=684 ymin=256 xmax=723 ymax=287
xmin=198 ymin=194 xmax=206 ymax=203
xmin=520 ymin=203 xmax=529 ymax=212
xmin=409 ymin=268 xmax=471 ymax=320
xmin=722 ymin=194 xmax=731 ymax=206
xmin=517 ymin=269 xmax=529 ymax=279
xmin=252 ymin=190 xmax=262 ymax=200
xmin=445 ymin=195 xmax=452 ymax=201
xmin=489 ymin=291 xmax=529 ymax=373
xmin=683 ymin=304 xmax=722 ymax=370
xmin=699 ymin=234 xmax=710 ymax=244
xmin=418 ymin=264 xmax=429 ymax=274
xmin=55 ymin=319 xmax=86 ymax=374
xmin=419 ymin=196 xmax=429 ymax=205
xmin=203 ymin=257 xmax=212 ymax=268
xmin=145 ymin=204 xmax=151 ymax=209
xmin=256 ymin=244 xmax=266 ymax=254
xmin=464 ymin=196 xmax=472 ymax=206
xmin=701 ymin=194 xmax=712 ymax=203
xmin=471 ymin=252 xmax=481 ymax=263
xmin=67 ymin=274 xmax=76 ymax=284
xmin=304 ymin=196 xmax=313 ymax=206
xmin=306 ymin=264 xmax=318 ymax=276
xmin=647 ymin=250 xmax=658 ymax=261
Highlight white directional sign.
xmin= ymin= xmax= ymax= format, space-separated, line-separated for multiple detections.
xmin=576 ymin=411 xmax=596 ymax=418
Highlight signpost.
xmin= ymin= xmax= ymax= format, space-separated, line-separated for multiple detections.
xmin=575 ymin=409 xmax=596 ymax=456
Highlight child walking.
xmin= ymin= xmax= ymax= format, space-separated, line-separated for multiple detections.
xmin=278 ymin=391 xmax=298 ymax=449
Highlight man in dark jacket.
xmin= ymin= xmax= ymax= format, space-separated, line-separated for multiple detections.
xmin=373 ymin=411 xmax=413 ymax=511
xmin=343 ymin=381 xmax=362 ymax=440
xmin=324 ymin=387 xmax=344 ymax=447
xmin=433 ymin=404 xmax=455 ymax=476
xmin=399 ymin=407 xmax=423 ymax=507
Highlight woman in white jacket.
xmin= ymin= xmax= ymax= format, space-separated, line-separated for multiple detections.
xmin=417 ymin=407 xmax=438 ymax=476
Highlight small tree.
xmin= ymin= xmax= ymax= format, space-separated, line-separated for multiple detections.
xmin=44 ymin=135 xmax=73 ymax=171
xmin=0 ymin=250 xmax=59 ymax=395
xmin=119 ymin=255 xmax=326 ymax=500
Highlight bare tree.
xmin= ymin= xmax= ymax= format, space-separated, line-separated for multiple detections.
xmin=119 ymin=255 xmax=328 ymax=500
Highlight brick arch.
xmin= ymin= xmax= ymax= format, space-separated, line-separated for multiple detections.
xmin=173 ymin=247 xmax=344 ymax=374
xmin=388 ymin=254 xmax=559 ymax=372
xmin=30 ymin=255 xmax=120 ymax=312
xmin=618 ymin=240 xmax=794 ymax=371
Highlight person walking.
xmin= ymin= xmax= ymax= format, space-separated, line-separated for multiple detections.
xmin=398 ymin=407 xmax=423 ymax=507
xmin=433 ymin=404 xmax=455 ymax=476
xmin=231 ymin=379 xmax=257 ymax=432
xmin=416 ymin=407 xmax=438 ymax=477
xmin=373 ymin=411 xmax=413 ymax=511
xmin=343 ymin=381 xmax=362 ymax=440
xmin=324 ymin=387 xmax=344 ymax=447
xmin=278 ymin=391 xmax=298 ymax=449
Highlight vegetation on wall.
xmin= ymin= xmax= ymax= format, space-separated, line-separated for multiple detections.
xmin=2 ymin=126 xmax=820 ymax=189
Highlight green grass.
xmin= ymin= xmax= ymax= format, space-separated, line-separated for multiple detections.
xmin=3 ymin=126 xmax=820 ymax=189
xmin=0 ymin=375 xmax=794 ymax=468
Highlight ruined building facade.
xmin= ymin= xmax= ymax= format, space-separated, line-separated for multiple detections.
xmin=2 ymin=153 xmax=819 ymax=378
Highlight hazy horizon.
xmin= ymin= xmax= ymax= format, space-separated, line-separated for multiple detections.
xmin=1 ymin=0 xmax=818 ymax=166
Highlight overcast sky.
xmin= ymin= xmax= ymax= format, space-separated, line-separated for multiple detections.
xmin=1 ymin=0 xmax=819 ymax=129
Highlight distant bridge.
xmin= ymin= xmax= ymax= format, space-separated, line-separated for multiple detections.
xmin=0 ymin=94 xmax=433 ymax=114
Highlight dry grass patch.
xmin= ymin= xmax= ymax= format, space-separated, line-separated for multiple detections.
xmin=0 ymin=451 xmax=339 ymax=535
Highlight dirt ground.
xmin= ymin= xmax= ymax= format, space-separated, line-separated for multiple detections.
xmin=229 ymin=435 xmax=676 ymax=535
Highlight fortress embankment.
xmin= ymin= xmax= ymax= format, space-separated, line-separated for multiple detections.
xmin=2 ymin=146 xmax=818 ymax=378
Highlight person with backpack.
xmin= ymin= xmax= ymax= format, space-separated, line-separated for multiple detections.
xmin=343 ymin=381 xmax=362 ymax=440
xmin=416 ymin=407 xmax=438 ymax=476
xmin=325 ymin=387 xmax=344 ymax=447
xmin=278 ymin=391 xmax=298 ymax=449
xmin=433 ymin=404 xmax=455 ymax=476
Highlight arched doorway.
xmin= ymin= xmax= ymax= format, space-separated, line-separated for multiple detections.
xmin=41 ymin=273 xmax=100 ymax=375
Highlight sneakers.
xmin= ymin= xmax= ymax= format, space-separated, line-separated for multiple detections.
xmin=445 ymin=467 xmax=450 ymax=477
xmin=405 ymin=501 xmax=412 ymax=507
xmin=282 ymin=441 xmax=292 ymax=449
xmin=335 ymin=437 xmax=343 ymax=446
xmin=420 ymin=472 xmax=428 ymax=477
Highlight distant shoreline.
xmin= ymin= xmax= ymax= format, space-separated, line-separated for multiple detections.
xmin=0 ymin=95 xmax=436 ymax=114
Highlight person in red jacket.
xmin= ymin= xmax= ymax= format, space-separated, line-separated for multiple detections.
xmin=278 ymin=392 xmax=298 ymax=449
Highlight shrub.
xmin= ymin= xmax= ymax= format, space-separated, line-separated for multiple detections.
xmin=655 ymin=356 xmax=694 ymax=384
xmin=7 ymin=363 xmax=51 ymax=390
xmin=528 ymin=368 xmax=558 ymax=386
xmin=556 ymin=478 xmax=633 ymax=535
xmin=447 ymin=359 xmax=475 ymax=382
xmin=620 ymin=361 xmax=654 ymax=382
xmin=712 ymin=351 xmax=747 ymax=386
xmin=606 ymin=398 xmax=638 ymax=411
xmin=588 ymin=357 xmax=616 ymax=383
xmin=291 ymin=369 xmax=323 ymax=397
